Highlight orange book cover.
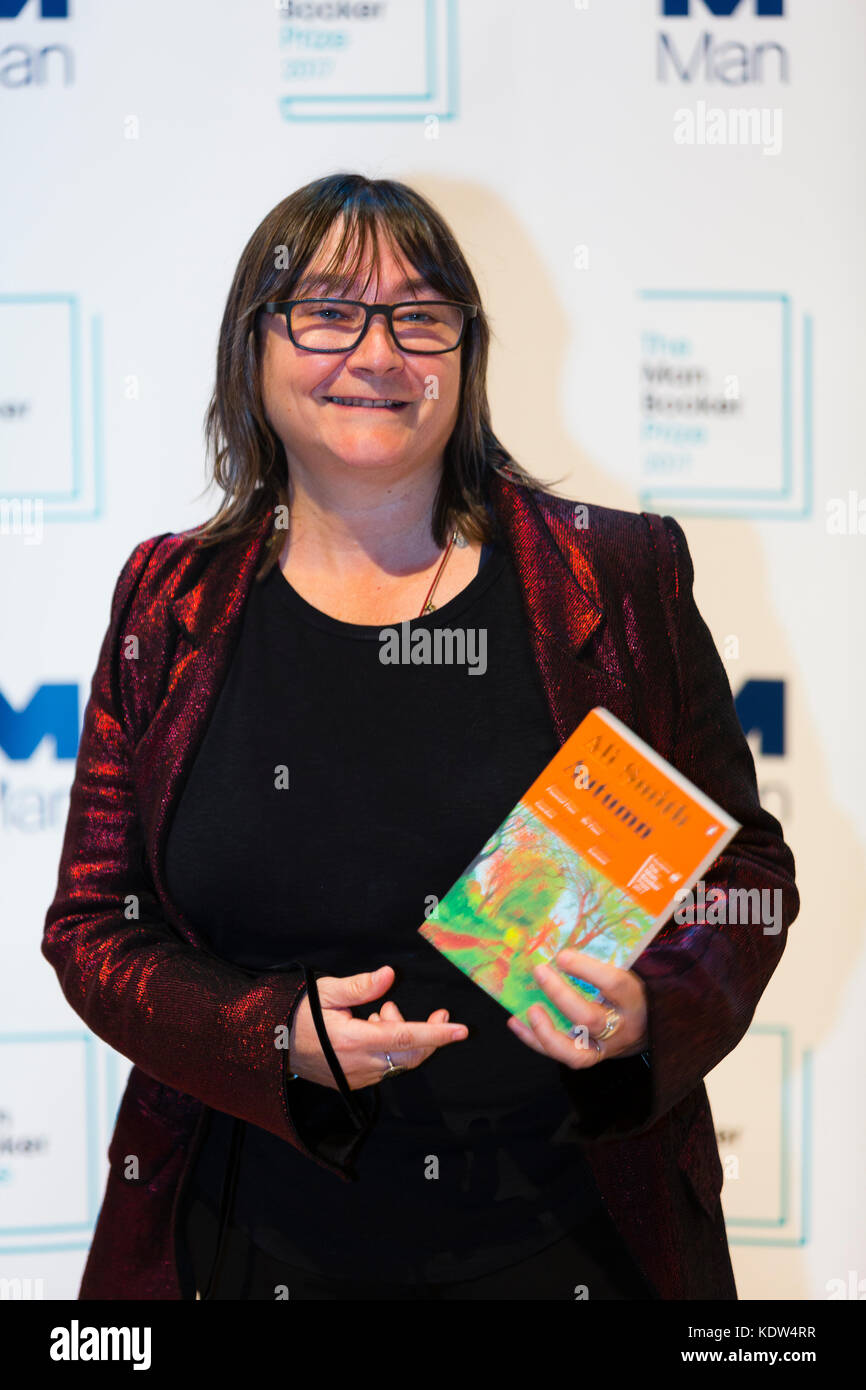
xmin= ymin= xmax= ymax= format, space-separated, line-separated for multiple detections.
xmin=418 ymin=707 xmax=740 ymax=1029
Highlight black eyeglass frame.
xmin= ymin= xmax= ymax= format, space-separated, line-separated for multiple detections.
xmin=262 ymin=298 xmax=478 ymax=355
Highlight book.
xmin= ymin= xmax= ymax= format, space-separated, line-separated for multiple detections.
xmin=418 ymin=707 xmax=740 ymax=1031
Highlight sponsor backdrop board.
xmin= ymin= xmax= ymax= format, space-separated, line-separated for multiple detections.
xmin=1 ymin=0 xmax=863 ymax=1301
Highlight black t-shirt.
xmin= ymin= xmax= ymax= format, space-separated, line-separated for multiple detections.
xmin=165 ymin=538 xmax=605 ymax=1283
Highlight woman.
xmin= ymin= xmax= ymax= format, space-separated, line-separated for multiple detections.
xmin=43 ymin=172 xmax=799 ymax=1301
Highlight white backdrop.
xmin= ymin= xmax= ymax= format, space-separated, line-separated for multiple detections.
xmin=1 ymin=0 xmax=864 ymax=1301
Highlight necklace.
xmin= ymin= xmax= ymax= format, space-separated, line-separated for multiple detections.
xmin=418 ymin=529 xmax=459 ymax=616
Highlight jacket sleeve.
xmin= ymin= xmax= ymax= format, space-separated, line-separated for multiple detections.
xmin=41 ymin=539 xmax=366 ymax=1159
xmin=559 ymin=513 xmax=800 ymax=1139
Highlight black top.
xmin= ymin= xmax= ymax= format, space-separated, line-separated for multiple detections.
xmin=165 ymin=537 xmax=605 ymax=1284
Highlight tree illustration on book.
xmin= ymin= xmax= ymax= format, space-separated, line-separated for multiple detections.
xmin=421 ymin=803 xmax=654 ymax=1027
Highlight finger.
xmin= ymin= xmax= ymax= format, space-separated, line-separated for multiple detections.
xmin=378 ymin=999 xmax=404 ymax=1022
xmin=526 ymin=1003 xmax=604 ymax=1069
xmin=359 ymin=1019 xmax=468 ymax=1053
xmin=370 ymin=1002 xmax=442 ymax=1026
xmin=378 ymin=1002 xmax=451 ymax=1024
xmin=316 ymin=966 xmax=396 ymax=1011
xmin=506 ymin=1014 xmax=548 ymax=1056
xmin=532 ymin=962 xmax=611 ymax=1035
xmin=364 ymin=1011 xmax=450 ymax=1083
xmin=366 ymin=1006 xmax=415 ymax=1041
xmin=332 ymin=1014 xmax=468 ymax=1054
xmin=552 ymin=950 xmax=632 ymax=1007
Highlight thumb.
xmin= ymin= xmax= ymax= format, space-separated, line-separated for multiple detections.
xmin=316 ymin=965 xmax=394 ymax=1010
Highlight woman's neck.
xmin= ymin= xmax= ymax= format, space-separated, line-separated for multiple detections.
xmin=279 ymin=459 xmax=447 ymax=580
xmin=275 ymin=461 xmax=483 ymax=624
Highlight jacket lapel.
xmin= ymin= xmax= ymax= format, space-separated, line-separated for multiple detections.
xmin=487 ymin=470 xmax=638 ymax=741
xmin=136 ymin=475 xmax=637 ymax=936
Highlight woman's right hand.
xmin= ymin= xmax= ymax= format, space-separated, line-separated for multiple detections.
xmin=287 ymin=965 xmax=468 ymax=1090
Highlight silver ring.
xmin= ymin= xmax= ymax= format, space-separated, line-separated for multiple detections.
xmin=566 ymin=1026 xmax=603 ymax=1059
xmin=596 ymin=1007 xmax=622 ymax=1042
xmin=382 ymin=1052 xmax=409 ymax=1079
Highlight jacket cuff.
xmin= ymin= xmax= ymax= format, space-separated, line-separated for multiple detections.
xmin=277 ymin=973 xmax=378 ymax=1176
xmin=283 ymin=1074 xmax=378 ymax=1174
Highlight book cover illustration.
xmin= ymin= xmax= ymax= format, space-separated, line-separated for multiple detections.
xmin=418 ymin=707 xmax=740 ymax=1031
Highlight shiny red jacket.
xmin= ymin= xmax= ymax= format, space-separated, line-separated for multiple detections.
xmin=42 ymin=469 xmax=799 ymax=1299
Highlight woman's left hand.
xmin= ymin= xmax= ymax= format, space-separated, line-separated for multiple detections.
xmin=506 ymin=948 xmax=649 ymax=1069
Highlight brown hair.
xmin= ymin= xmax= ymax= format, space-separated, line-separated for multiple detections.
xmin=196 ymin=172 xmax=551 ymax=575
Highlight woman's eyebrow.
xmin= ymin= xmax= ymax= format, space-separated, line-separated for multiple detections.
xmin=294 ymin=273 xmax=440 ymax=299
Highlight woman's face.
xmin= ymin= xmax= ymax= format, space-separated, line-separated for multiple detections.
xmin=258 ymin=223 xmax=462 ymax=485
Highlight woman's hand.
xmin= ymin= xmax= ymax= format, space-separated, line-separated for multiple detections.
xmin=288 ymin=965 xmax=467 ymax=1090
xmin=506 ymin=948 xmax=649 ymax=1069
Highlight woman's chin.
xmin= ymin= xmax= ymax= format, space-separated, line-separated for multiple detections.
xmin=328 ymin=446 xmax=423 ymax=472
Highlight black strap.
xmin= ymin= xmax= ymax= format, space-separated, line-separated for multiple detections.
xmin=201 ymin=957 xmax=367 ymax=1299
xmin=261 ymin=958 xmax=368 ymax=1130
xmin=300 ymin=964 xmax=368 ymax=1130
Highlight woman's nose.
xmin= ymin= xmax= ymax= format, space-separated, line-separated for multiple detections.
xmin=346 ymin=312 xmax=405 ymax=368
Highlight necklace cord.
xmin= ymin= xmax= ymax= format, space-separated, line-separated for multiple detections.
xmin=418 ymin=530 xmax=458 ymax=616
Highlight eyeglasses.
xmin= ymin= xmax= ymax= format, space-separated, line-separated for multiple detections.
xmin=262 ymin=297 xmax=478 ymax=355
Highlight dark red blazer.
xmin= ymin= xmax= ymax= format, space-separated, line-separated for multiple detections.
xmin=42 ymin=469 xmax=799 ymax=1300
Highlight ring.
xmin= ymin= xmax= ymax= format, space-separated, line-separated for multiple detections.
xmin=565 ymin=1025 xmax=603 ymax=1059
xmin=382 ymin=1052 xmax=409 ymax=1079
xmin=596 ymin=1007 xmax=622 ymax=1042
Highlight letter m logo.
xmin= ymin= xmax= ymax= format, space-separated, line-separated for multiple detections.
xmin=0 ymin=1 xmax=69 ymax=17
xmin=0 ymin=684 xmax=79 ymax=759
xmin=734 ymin=678 xmax=785 ymax=756
xmin=662 ymin=1 xmax=783 ymax=14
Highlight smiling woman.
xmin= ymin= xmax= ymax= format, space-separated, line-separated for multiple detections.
xmin=254 ymin=228 xmax=477 ymax=618
xmin=195 ymin=179 xmax=539 ymax=624
xmin=196 ymin=177 xmax=541 ymax=581
xmin=42 ymin=171 xmax=798 ymax=1303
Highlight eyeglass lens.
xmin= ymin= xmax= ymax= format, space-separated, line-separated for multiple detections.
xmin=290 ymin=300 xmax=464 ymax=352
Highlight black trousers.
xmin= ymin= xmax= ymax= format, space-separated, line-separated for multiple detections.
xmin=185 ymin=1192 xmax=658 ymax=1301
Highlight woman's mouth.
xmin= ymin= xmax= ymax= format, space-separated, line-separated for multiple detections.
xmin=323 ymin=396 xmax=410 ymax=410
